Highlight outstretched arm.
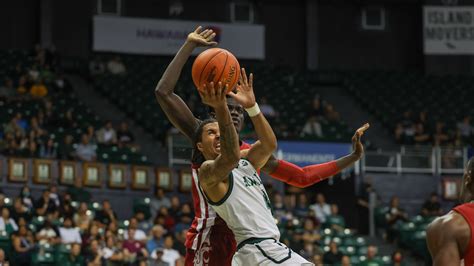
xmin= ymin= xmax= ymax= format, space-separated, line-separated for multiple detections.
xmin=229 ymin=69 xmax=277 ymax=169
xmin=262 ymin=124 xmax=369 ymax=188
xmin=155 ymin=26 xmax=217 ymax=140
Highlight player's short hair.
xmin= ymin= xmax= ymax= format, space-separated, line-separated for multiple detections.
xmin=191 ymin=118 xmax=217 ymax=165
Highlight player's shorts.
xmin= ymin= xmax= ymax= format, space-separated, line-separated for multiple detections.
xmin=185 ymin=227 xmax=236 ymax=266
xmin=232 ymin=238 xmax=314 ymax=266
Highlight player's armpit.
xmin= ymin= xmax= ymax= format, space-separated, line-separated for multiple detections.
xmin=198 ymin=160 xmax=233 ymax=203
xmin=426 ymin=216 xmax=462 ymax=266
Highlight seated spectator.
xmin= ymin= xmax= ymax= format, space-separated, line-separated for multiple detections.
xmin=149 ymin=248 xmax=168 ymax=266
xmin=392 ymin=250 xmax=404 ymax=266
xmin=39 ymin=138 xmax=57 ymax=159
xmin=11 ymin=198 xmax=31 ymax=224
xmin=414 ymin=123 xmax=430 ymax=145
xmin=155 ymin=207 xmax=175 ymax=232
xmin=93 ymin=200 xmax=117 ymax=227
xmin=74 ymin=202 xmax=93 ymax=231
xmin=169 ymin=196 xmax=181 ymax=221
xmin=161 ymin=234 xmax=181 ymax=266
xmin=434 ymin=121 xmax=449 ymax=146
xmin=102 ymin=236 xmax=124 ymax=265
xmin=0 ymin=207 xmax=18 ymax=234
xmin=301 ymin=218 xmax=321 ymax=246
xmin=67 ymin=177 xmax=91 ymax=202
xmin=12 ymin=225 xmax=34 ymax=266
xmin=175 ymin=203 xmax=193 ymax=232
xmin=89 ymin=57 xmax=105 ymax=76
xmin=0 ymin=248 xmax=8 ymax=266
xmin=30 ymin=79 xmax=48 ymax=98
xmin=273 ymin=193 xmax=287 ymax=219
xmin=421 ymin=192 xmax=442 ymax=217
xmin=75 ymin=134 xmax=97 ymax=161
xmin=324 ymin=104 xmax=340 ymax=121
xmin=96 ymin=121 xmax=117 ymax=146
xmin=457 ymin=116 xmax=472 ymax=142
xmin=323 ymin=241 xmax=343 ymax=265
xmin=85 ymin=125 xmax=98 ymax=145
xmin=123 ymin=228 xmax=148 ymax=266
xmin=300 ymin=116 xmax=323 ymax=138
xmin=35 ymin=189 xmax=57 ymax=217
xmin=59 ymin=201 xmax=75 ymax=220
xmin=360 ymin=245 xmax=384 ymax=266
xmin=150 ymin=188 xmax=171 ymax=220
xmin=58 ymin=134 xmax=75 ymax=160
xmin=173 ymin=228 xmax=187 ymax=258
xmin=310 ymin=97 xmax=324 ymax=119
xmin=59 ymin=217 xmax=82 ymax=244
xmin=107 ymin=56 xmax=126 ymax=75
xmin=294 ymin=194 xmax=310 ymax=218
xmin=19 ymin=186 xmax=34 ymax=211
xmin=125 ymin=218 xmax=147 ymax=242
xmin=36 ymin=220 xmax=61 ymax=245
xmin=117 ymin=121 xmax=135 ymax=147
xmin=324 ymin=204 xmax=345 ymax=232
xmin=146 ymin=225 xmax=165 ymax=254
xmin=385 ymin=196 xmax=408 ymax=242
xmin=341 ymin=255 xmax=351 ymax=266
xmin=310 ymin=193 xmax=331 ymax=224
xmin=57 ymin=243 xmax=84 ymax=265
xmin=49 ymin=184 xmax=61 ymax=207
xmin=82 ymin=224 xmax=103 ymax=249
xmin=0 ymin=78 xmax=14 ymax=101
xmin=259 ymin=97 xmax=277 ymax=118
xmin=84 ymin=239 xmax=104 ymax=266
xmin=311 ymin=254 xmax=323 ymax=266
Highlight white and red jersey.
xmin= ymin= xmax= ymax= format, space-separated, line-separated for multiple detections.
xmin=185 ymin=142 xmax=252 ymax=250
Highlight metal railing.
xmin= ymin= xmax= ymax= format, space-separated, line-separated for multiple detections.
xmin=362 ymin=145 xmax=467 ymax=175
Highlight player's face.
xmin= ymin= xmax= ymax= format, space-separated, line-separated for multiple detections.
xmin=197 ymin=122 xmax=221 ymax=159
xmin=209 ymin=97 xmax=244 ymax=133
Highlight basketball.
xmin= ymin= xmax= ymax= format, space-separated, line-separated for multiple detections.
xmin=192 ymin=48 xmax=240 ymax=92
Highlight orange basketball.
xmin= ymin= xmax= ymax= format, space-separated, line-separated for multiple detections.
xmin=192 ymin=48 xmax=240 ymax=93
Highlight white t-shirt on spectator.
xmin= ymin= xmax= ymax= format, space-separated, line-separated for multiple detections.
xmin=162 ymin=248 xmax=180 ymax=266
xmin=0 ymin=218 xmax=18 ymax=232
xmin=310 ymin=203 xmax=331 ymax=223
xmin=59 ymin=227 xmax=82 ymax=244
xmin=124 ymin=229 xmax=147 ymax=241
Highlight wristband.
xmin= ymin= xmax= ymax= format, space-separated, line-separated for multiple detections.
xmin=245 ymin=103 xmax=260 ymax=117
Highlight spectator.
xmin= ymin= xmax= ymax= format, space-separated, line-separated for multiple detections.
xmin=310 ymin=193 xmax=331 ymax=224
xmin=151 ymin=188 xmax=171 ymax=220
xmin=324 ymin=104 xmax=340 ymax=121
xmin=85 ymin=125 xmax=98 ymax=145
xmin=19 ymin=186 xmax=34 ymax=211
xmin=301 ymin=218 xmax=321 ymax=246
xmin=323 ymin=241 xmax=343 ymax=265
xmin=59 ymin=216 xmax=82 ymax=244
xmin=123 ymin=228 xmax=148 ymax=266
xmin=154 ymin=207 xmax=175 ymax=233
xmin=0 ymin=78 xmax=14 ymax=101
xmin=59 ymin=201 xmax=75 ymax=220
xmin=0 ymin=248 xmax=8 ymax=266
xmin=0 ymin=207 xmax=18 ymax=234
xmin=125 ymin=218 xmax=147 ymax=242
xmin=75 ymin=134 xmax=97 ymax=162
xmin=12 ymin=225 xmax=34 ymax=266
xmin=457 ymin=116 xmax=472 ymax=142
xmin=11 ymin=198 xmax=31 ymax=224
xmin=16 ymin=75 xmax=29 ymax=96
xmin=414 ymin=123 xmax=430 ymax=145
xmin=135 ymin=210 xmax=153 ymax=233
xmin=35 ymin=189 xmax=57 ymax=217
xmin=74 ymin=202 xmax=93 ymax=231
xmin=30 ymin=79 xmax=48 ymax=98
xmin=96 ymin=121 xmax=117 ymax=146
xmin=102 ymin=235 xmax=124 ymax=265
xmin=169 ymin=196 xmax=181 ymax=221
xmin=259 ymin=97 xmax=277 ymax=118
xmin=146 ymin=225 xmax=165 ymax=254
xmin=57 ymin=243 xmax=84 ymax=265
xmin=58 ymin=134 xmax=75 ymax=160
xmin=39 ymin=138 xmax=57 ymax=159
xmin=385 ymin=196 xmax=408 ymax=242
xmin=84 ymin=239 xmax=104 ymax=266
xmin=161 ymin=234 xmax=181 ymax=266
xmin=273 ymin=193 xmax=287 ymax=219
xmin=341 ymin=255 xmax=351 ymax=266
xmin=49 ymin=184 xmax=60 ymax=207
xmin=360 ymin=245 xmax=384 ymax=266
xmin=392 ymin=250 xmax=404 ymax=266
xmin=324 ymin=204 xmax=345 ymax=232
xmin=82 ymin=224 xmax=102 ymax=249
xmin=434 ymin=121 xmax=449 ymax=146
xmin=149 ymin=248 xmax=168 ymax=266
xmin=173 ymin=228 xmax=187 ymax=258
xmin=311 ymin=254 xmax=323 ymax=266
xmin=300 ymin=116 xmax=323 ymax=138
xmin=310 ymin=97 xmax=324 ymax=118
xmin=107 ymin=56 xmax=126 ymax=75
xmin=36 ymin=220 xmax=60 ymax=245
xmin=61 ymin=109 xmax=78 ymax=130
xmin=421 ymin=192 xmax=442 ymax=217
xmin=89 ymin=57 xmax=105 ymax=76
xmin=175 ymin=203 xmax=193 ymax=232
xmin=93 ymin=200 xmax=117 ymax=227
xmin=117 ymin=121 xmax=135 ymax=147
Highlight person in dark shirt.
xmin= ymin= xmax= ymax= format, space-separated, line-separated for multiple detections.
xmin=67 ymin=177 xmax=91 ymax=203
xmin=94 ymin=200 xmax=117 ymax=227
xmin=323 ymin=241 xmax=343 ymax=265
xmin=11 ymin=198 xmax=31 ymax=223
xmin=421 ymin=192 xmax=442 ymax=217
xmin=117 ymin=121 xmax=135 ymax=147
xmin=34 ymin=190 xmax=57 ymax=217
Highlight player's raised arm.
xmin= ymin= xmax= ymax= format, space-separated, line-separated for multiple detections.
xmin=155 ymin=26 xmax=217 ymax=140
xmin=198 ymin=82 xmax=240 ymax=186
xmin=229 ymin=69 xmax=277 ymax=169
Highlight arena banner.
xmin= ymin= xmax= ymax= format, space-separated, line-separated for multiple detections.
xmin=93 ymin=16 xmax=265 ymax=59
xmin=245 ymin=139 xmax=351 ymax=167
xmin=423 ymin=6 xmax=474 ymax=54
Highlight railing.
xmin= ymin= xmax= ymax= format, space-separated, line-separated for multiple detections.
xmin=361 ymin=145 xmax=467 ymax=175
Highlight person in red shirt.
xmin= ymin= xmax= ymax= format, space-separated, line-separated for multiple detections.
xmin=427 ymin=157 xmax=474 ymax=265
xmin=155 ymin=26 xmax=368 ymax=266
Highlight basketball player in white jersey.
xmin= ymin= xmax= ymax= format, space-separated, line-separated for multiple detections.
xmin=192 ymin=71 xmax=368 ymax=265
